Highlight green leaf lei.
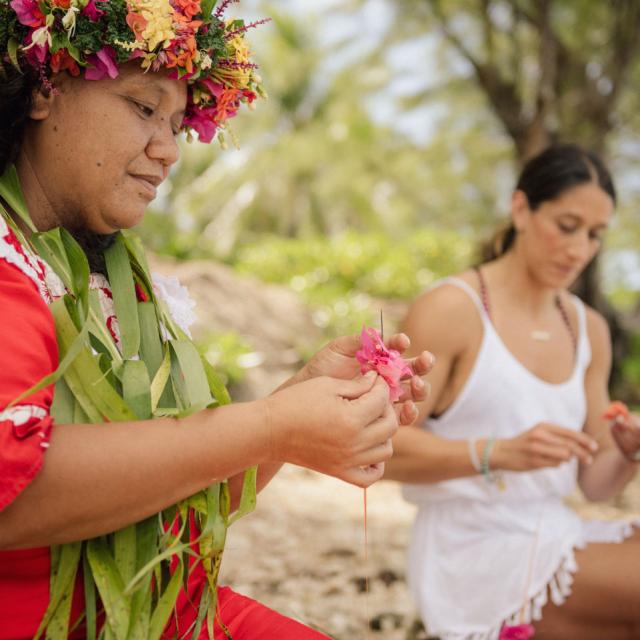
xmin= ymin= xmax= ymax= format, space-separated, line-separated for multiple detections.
xmin=0 ymin=166 xmax=257 ymax=640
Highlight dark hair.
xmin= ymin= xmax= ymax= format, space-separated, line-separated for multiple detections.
xmin=485 ymin=143 xmax=617 ymax=261
xmin=0 ymin=60 xmax=40 ymax=176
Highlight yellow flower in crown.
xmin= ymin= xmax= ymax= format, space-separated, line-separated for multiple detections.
xmin=226 ymin=29 xmax=252 ymax=86
xmin=128 ymin=0 xmax=174 ymax=51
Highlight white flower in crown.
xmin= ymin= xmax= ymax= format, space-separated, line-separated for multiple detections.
xmin=62 ymin=6 xmax=80 ymax=36
xmin=152 ymin=273 xmax=197 ymax=338
xmin=24 ymin=25 xmax=52 ymax=50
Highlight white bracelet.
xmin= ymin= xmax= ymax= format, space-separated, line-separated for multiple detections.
xmin=468 ymin=438 xmax=482 ymax=473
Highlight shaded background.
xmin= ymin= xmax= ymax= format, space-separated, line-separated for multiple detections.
xmin=141 ymin=2 xmax=640 ymax=637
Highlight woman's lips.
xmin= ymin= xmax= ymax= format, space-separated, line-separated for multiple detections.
xmin=130 ymin=174 xmax=159 ymax=199
xmin=553 ymin=263 xmax=577 ymax=278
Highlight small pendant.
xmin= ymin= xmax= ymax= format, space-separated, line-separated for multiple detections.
xmin=531 ymin=330 xmax=551 ymax=341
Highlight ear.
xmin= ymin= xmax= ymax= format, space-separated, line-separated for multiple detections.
xmin=30 ymin=86 xmax=55 ymax=121
xmin=511 ymin=190 xmax=530 ymax=233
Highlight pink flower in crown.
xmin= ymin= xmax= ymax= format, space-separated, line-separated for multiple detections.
xmin=199 ymin=77 xmax=224 ymax=98
xmin=82 ymin=0 xmax=106 ymax=21
xmin=499 ymin=624 xmax=535 ymax=640
xmin=183 ymin=104 xmax=218 ymax=142
xmin=85 ymin=46 xmax=119 ymax=81
xmin=10 ymin=0 xmax=45 ymax=28
xmin=23 ymin=29 xmax=49 ymax=65
xmin=355 ymin=326 xmax=412 ymax=402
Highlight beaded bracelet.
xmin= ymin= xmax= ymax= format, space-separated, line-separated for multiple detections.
xmin=479 ymin=437 xmax=506 ymax=491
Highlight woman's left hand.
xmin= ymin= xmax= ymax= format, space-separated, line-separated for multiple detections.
xmin=299 ymin=333 xmax=434 ymax=425
xmin=610 ymin=414 xmax=640 ymax=462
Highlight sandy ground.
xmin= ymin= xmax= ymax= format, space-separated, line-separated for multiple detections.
xmin=220 ymin=465 xmax=640 ymax=640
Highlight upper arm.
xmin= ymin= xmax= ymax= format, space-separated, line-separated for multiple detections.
xmin=582 ymin=307 xmax=613 ymax=442
xmin=400 ymin=283 xmax=479 ymax=424
xmin=0 ymin=258 xmax=58 ymax=512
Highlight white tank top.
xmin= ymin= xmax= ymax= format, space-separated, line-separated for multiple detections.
xmin=403 ymin=276 xmax=591 ymax=506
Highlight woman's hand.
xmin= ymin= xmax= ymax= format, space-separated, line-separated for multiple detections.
xmin=296 ymin=333 xmax=434 ymax=425
xmin=491 ymin=422 xmax=599 ymax=472
xmin=610 ymin=414 xmax=640 ymax=462
xmin=264 ymin=372 xmax=398 ymax=487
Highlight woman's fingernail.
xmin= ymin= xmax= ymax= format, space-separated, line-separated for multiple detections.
xmin=364 ymin=370 xmax=376 ymax=380
xmin=590 ymin=440 xmax=599 ymax=451
xmin=414 ymin=376 xmax=425 ymax=389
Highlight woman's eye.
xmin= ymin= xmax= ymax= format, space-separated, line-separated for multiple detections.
xmin=558 ymin=223 xmax=578 ymax=234
xmin=133 ymin=101 xmax=154 ymax=117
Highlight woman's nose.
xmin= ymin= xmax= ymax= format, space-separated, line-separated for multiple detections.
xmin=147 ymin=124 xmax=180 ymax=169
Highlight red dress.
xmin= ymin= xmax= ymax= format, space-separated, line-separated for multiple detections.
xmin=0 ymin=221 xmax=328 ymax=639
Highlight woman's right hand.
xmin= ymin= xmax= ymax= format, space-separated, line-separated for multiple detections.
xmin=492 ymin=423 xmax=599 ymax=472
xmin=264 ymin=372 xmax=398 ymax=487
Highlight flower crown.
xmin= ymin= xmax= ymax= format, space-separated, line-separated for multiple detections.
xmin=0 ymin=0 xmax=266 ymax=143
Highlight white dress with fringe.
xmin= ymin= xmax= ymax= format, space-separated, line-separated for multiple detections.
xmin=403 ymin=278 xmax=638 ymax=640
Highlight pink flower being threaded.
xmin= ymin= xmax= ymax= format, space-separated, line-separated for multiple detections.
xmin=355 ymin=326 xmax=412 ymax=402
xmin=499 ymin=624 xmax=536 ymax=640
xmin=85 ymin=46 xmax=119 ymax=80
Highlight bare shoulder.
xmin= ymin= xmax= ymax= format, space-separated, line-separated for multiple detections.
xmin=404 ymin=271 xmax=481 ymax=324
xmin=582 ymin=303 xmax=612 ymax=366
xmin=402 ymin=270 xmax=483 ymax=356
xmin=583 ymin=303 xmax=611 ymax=344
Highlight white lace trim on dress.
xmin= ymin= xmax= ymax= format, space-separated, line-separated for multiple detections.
xmin=0 ymin=405 xmax=51 ymax=449
xmin=0 ymin=217 xmax=63 ymax=303
xmin=0 ymin=217 xmax=51 ymax=303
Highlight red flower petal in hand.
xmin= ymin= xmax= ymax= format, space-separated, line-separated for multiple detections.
xmin=355 ymin=326 xmax=412 ymax=402
xmin=499 ymin=624 xmax=535 ymax=640
xmin=603 ymin=401 xmax=630 ymax=422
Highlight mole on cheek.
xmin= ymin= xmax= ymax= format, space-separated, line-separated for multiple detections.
xmin=96 ymin=161 xmax=102 ymax=167
xmin=53 ymin=125 xmax=58 ymax=132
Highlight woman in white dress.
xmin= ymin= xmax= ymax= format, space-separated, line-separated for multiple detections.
xmin=385 ymin=144 xmax=640 ymax=639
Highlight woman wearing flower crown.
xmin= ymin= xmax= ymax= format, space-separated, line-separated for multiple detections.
xmin=0 ymin=1 xmax=432 ymax=637
xmin=385 ymin=145 xmax=640 ymax=639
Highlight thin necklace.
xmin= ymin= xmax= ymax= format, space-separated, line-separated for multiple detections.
xmin=474 ymin=266 xmax=577 ymax=353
